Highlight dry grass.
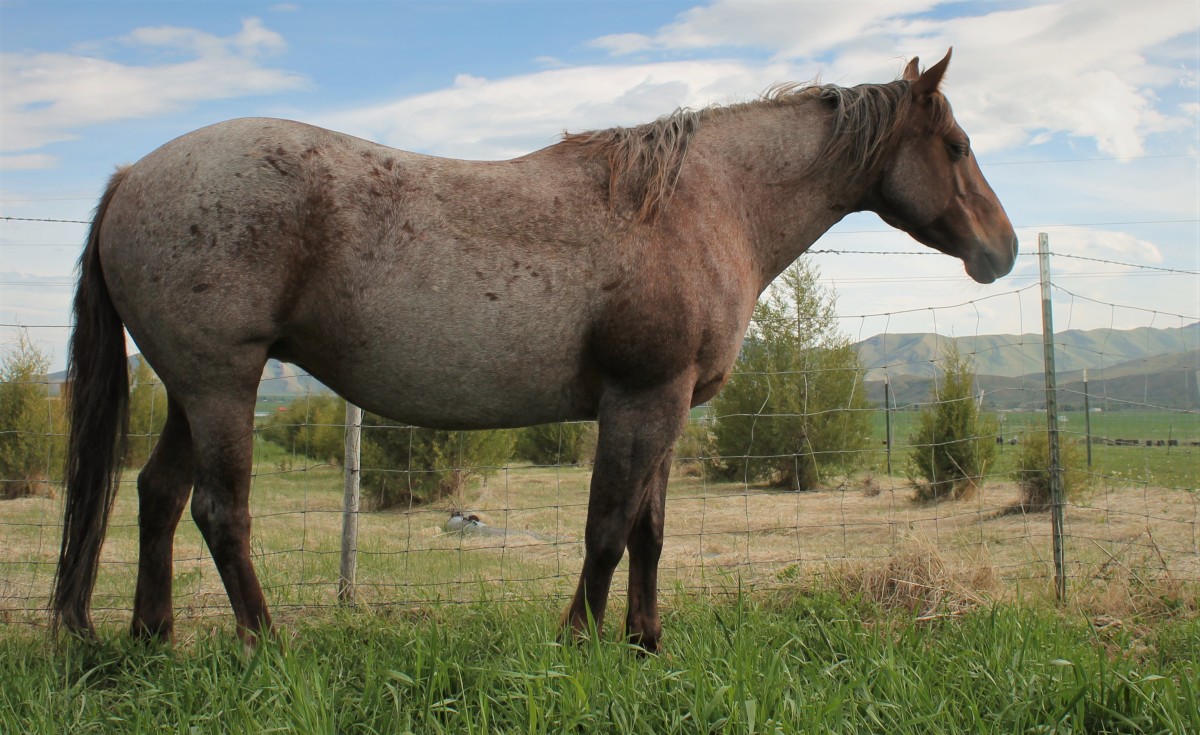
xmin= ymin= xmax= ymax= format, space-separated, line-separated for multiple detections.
xmin=1 ymin=450 xmax=1196 ymax=632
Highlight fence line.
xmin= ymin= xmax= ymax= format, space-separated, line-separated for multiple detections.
xmin=1 ymin=247 xmax=1197 ymax=630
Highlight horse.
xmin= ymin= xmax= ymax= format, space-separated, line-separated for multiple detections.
xmin=54 ymin=50 xmax=1015 ymax=651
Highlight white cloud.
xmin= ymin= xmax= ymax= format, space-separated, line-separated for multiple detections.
xmin=319 ymin=60 xmax=795 ymax=160
xmin=0 ymin=18 xmax=306 ymax=154
xmin=0 ymin=153 xmax=59 ymax=171
xmin=1039 ymin=227 xmax=1165 ymax=272
xmin=594 ymin=0 xmax=1199 ymax=159
xmin=592 ymin=0 xmax=940 ymax=59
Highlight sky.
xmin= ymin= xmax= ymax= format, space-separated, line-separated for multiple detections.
xmin=2 ymin=0 xmax=1198 ymax=372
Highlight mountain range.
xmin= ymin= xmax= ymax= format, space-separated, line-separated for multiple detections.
xmin=856 ymin=324 xmax=1199 ymax=410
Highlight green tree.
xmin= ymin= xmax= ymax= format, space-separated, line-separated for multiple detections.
xmin=361 ymin=417 xmax=515 ymax=509
xmin=711 ymin=260 xmax=871 ymax=491
xmin=0 ymin=331 xmax=65 ymax=498
xmin=125 ymin=357 xmax=168 ymax=468
xmin=907 ymin=344 xmax=998 ymax=502
xmin=513 ymin=422 xmax=595 ymax=466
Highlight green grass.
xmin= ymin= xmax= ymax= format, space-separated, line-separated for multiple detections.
xmin=2 ymin=595 xmax=1196 ymax=734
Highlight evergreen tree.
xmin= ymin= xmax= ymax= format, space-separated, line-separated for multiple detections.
xmin=0 ymin=331 xmax=65 ymax=498
xmin=711 ymin=260 xmax=870 ymax=490
xmin=907 ymin=344 xmax=998 ymax=502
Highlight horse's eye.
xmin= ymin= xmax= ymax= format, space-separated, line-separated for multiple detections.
xmin=948 ymin=141 xmax=969 ymax=162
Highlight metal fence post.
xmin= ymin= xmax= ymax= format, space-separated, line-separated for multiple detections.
xmin=1083 ymin=369 xmax=1092 ymax=470
xmin=339 ymin=402 xmax=364 ymax=605
xmin=1038 ymin=232 xmax=1068 ymax=603
xmin=884 ymin=373 xmax=893 ymax=476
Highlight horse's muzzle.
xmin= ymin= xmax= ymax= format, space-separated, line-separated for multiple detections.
xmin=964 ymin=233 xmax=1018 ymax=284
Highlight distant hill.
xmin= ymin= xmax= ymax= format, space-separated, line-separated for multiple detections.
xmin=863 ymin=351 xmax=1200 ymax=411
xmin=855 ymin=323 xmax=1199 ymax=380
xmin=256 ymin=359 xmax=332 ymax=397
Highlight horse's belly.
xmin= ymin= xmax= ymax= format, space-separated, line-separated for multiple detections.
xmin=286 ymin=300 xmax=595 ymax=430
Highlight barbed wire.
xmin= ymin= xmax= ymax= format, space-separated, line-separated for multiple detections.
xmin=2 ymin=218 xmax=1197 ymax=628
xmin=0 ymin=215 xmax=90 ymax=224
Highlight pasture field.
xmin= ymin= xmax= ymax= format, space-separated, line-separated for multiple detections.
xmin=1 ymin=427 xmax=1197 ymax=732
xmin=1 ymin=432 xmax=1197 ymax=627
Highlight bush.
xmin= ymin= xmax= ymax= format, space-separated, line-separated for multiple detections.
xmin=125 ymin=357 xmax=168 ymax=468
xmin=513 ymin=422 xmax=595 ymax=466
xmin=674 ymin=414 xmax=720 ymax=477
xmin=360 ymin=417 xmax=515 ymax=510
xmin=258 ymin=393 xmax=346 ymax=466
xmin=1010 ymin=429 xmax=1088 ymax=510
xmin=907 ymin=345 xmax=998 ymax=502
xmin=710 ymin=260 xmax=871 ymax=490
xmin=0 ymin=331 xmax=66 ymax=498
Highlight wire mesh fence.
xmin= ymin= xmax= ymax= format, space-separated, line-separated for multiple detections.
xmin=1 ymin=239 xmax=1197 ymax=631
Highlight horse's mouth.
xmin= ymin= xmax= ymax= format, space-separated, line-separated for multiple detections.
xmin=963 ymin=235 xmax=1018 ymax=284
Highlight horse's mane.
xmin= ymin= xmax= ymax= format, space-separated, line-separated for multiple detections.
xmin=560 ymin=78 xmax=954 ymax=223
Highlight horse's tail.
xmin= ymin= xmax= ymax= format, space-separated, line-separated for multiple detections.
xmin=53 ymin=166 xmax=132 ymax=635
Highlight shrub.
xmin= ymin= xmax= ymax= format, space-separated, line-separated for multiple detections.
xmin=711 ymin=260 xmax=871 ymax=490
xmin=907 ymin=345 xmax=998 ymax=502
xmin=513 ymin=422 xmax=595 ymax=466
xmin=0 ymin=331 xmax=66 ymax=498
xmin=258 ymin=393 xmax=346 ymax=466
xmin=1010 ymin=428 xmax=1088 ymax=510
xmin=125 ymin=357 xmax=168 ymax=468
xmin=674 ymin=414 xmax=720 ymax=477
xmin=360 ymin=417 xmax=515 ymax=510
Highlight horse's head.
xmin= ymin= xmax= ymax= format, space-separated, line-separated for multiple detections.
xmin=867 ymin=50 xmax=1017 ymax=284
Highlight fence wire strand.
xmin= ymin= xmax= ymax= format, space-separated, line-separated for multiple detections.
xmin=1 ymin=253 xmax=1197 ymax=630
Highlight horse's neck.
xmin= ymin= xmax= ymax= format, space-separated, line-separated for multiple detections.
xmin=693 ymin=104 xmax=875 ymax=294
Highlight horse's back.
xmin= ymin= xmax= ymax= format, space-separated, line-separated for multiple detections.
xmin=97 ymin=118 xmax=617 ymax=426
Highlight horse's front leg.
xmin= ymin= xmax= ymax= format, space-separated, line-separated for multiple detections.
xmin=562 ymin=378 xmax=690 ymax=646
xmin=624 ymin=450 xmax=672 ymax=653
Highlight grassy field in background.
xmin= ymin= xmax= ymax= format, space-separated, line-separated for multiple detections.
xmin=866 ymin=409 xmax=1200 ymax=489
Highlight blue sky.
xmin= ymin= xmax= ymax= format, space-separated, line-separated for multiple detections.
xmin=2 ymin=0 xmax=1198 ymax=370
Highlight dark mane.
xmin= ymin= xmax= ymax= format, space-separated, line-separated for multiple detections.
xmin=560 ymin=78 xmax=954 ymax=222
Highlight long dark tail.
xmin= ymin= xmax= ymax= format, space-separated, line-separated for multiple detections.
xmin=53 ymin=167 xmax=132 ymax=635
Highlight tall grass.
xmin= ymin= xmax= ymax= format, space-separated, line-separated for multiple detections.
xmin=2 ymin=594 xmax=1196 ymax=734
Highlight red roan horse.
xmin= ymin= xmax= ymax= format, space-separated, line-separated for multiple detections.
xmin=55 ymin=51 xmax=1015 ymax=650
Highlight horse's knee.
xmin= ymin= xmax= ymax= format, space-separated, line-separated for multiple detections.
xmin=189 ymin=488 xmax=214 ymax=531
xmin=585 ymin=535 xmax=626 ymax=571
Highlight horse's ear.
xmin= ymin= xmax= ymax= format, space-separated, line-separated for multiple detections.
xmin=902 ymin=56 xmax=921 ymax=82
xmin=911 ymin=48 xmax=951 ymax=99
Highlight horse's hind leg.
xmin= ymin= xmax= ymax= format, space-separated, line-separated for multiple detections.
xmin=131 ymin=396 xmax=195 ymax=641
xmin=186 ymin=385 xmax=272 ymax=642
